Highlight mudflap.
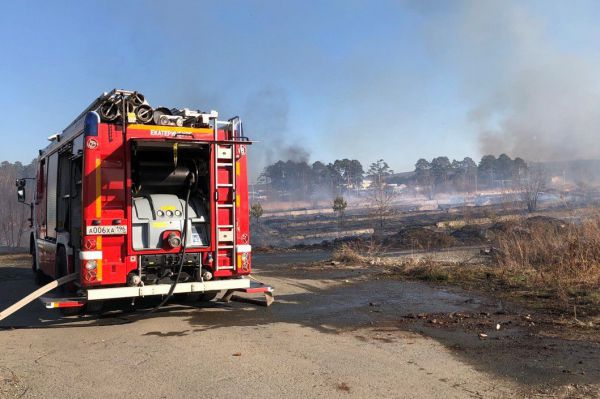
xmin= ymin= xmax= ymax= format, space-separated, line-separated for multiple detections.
xmin=220 ymin=281 xmax=274 ymax=307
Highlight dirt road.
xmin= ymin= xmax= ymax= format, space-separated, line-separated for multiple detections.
xmin=1 ymin=254 xmax=598 ymax=398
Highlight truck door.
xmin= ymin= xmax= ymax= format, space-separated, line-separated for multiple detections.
xmin=40 ymin=152 xmax=58 ymax=276
xmin=35 ymin=158 xmax=46 ymax=272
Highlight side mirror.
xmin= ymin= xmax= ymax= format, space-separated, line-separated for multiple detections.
xmin=15 ymin=179 xmax=26 ymax=203
xmin=17 ymin=188 xmax=26 ymax=203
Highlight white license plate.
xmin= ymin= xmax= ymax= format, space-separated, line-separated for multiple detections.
xmin=86 ymin=225 xmax=128 ymax=235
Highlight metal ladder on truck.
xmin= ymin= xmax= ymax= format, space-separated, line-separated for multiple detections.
xmin=211 ymin=117 xmax=274 ymax=306
xmin=213 ymin=118 xmax=238 ymax=271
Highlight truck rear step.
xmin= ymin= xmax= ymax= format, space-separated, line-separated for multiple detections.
xmin=221 ymin=281 xmax=274 ymax=307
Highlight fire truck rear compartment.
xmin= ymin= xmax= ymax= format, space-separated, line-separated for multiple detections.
xmin=130 ymin=141 xmax=210 ymax=284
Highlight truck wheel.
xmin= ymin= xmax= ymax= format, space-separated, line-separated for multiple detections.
xmin=30 ymin=243 xmax=46 ymax=286
xmin=85 ymin=301 xmax=104 ymax=314
xmin=57 ymin=247 xmax=68 ymax=276
xmin=59 ymin=307 xmax=83 ymax=317
xmin=31 ymin=249 xmax=36 ymax=274
xmin=173 ymin=293 xmax=195 ymax=303
xmin=34 ymin=270 xmax=46 ymax=286
xmin=29 ymin=237 xmax=37 ymax=275
xmin=32 ymin=248 xmax=42 ymax=285
xmin=198 ymin=291 xmax=219 ymax=302
xmin=56 ymin=246 xmax=71 ymax=293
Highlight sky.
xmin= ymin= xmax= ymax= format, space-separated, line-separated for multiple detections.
xmin=1 ymin=0 xmax=600 ymax=179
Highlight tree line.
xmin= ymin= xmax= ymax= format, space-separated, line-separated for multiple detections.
xmin=407 ymin=154 xmax=528 ymax=199
xmin=261 ymin=158 xmax=366 ymax=200
xmin=260 ymin=154 xmax=529 ymax=201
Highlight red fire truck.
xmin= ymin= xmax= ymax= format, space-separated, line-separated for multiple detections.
xmin=14 ymin=89 xmax=271 ymax=313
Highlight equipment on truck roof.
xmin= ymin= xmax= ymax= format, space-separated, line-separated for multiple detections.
xmin=95 ymin=89 xmax=217 ymax=128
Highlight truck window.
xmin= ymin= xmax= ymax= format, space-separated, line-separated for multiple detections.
xmin=36 ymin=159 xmax=45 ymax=203
xmin=46 ymin=152 xmax=58 ymax=239
xmin=56 ymin=152 xmax=71 ymax=232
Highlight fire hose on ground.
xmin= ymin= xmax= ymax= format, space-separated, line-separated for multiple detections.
xmin=0 ymin=273 xmax=77 ymax=322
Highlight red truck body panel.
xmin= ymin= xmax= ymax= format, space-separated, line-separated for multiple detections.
xmin=34 ymin=116 xmax=251 ymax=290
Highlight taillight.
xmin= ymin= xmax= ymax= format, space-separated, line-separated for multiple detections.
xmin=83 ymin=260 xmax=98 ymax=281
xmin=240 ymin=252 xmax=249 ymax=271
xmin=85 ymin=260 xmax=97 ymax=271
xmin=84 ymin=238 xmax=97 ymax=250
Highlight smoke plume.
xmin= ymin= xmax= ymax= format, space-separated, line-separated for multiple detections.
xmin=244 ymin=86 xmax=309 ymax=179
xmin=438 ymin=1 xmax=600 ymax=162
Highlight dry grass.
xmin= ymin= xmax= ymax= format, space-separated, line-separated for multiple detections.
xmin=386 ymin=216 xmax=600 ymax=316
xmin=391 ymin=256 xmax=482 ymax=284
xmin=332 ymin=238 xmax=385 ymax=264
xmin=385 ymin=227 xmax=458 ymax=250
xmin=494 ymin=216 xmax=600 ymax=304
xmin=331 ymin=213 xmax=600 ymax=316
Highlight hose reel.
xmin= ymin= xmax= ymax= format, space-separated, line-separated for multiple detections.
xmin=96 ymin=91 xmax=218 ymax=127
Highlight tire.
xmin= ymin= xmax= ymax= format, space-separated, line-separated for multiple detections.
xmin=34 ymin=269 xmax=46 ymax=286
xmin=173 ymin=293 xmax=194 ymax=303
xmin=31 ymin=248 xmax=47 ymax=286
xmin=30 ymin=246 xmax=36 ymax=274
xmin=57 ymin=246 xmax=68 ymax=277
xmin=56 ymin=246 xmax=70 ymax=294
xmin=59 ymin=307 xmax=83 ymax=317
xmin=85 ymin=301 xmax=104 ymax=314
xmin=198 ymin=291 xmax=219 ymax=302
xmin=29 ymin=238 xmax=49 ymax=287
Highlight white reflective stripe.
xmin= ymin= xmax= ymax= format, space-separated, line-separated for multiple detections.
xmin=86 ymin=279 xmax=251 ymax=301
xmin=237 ymin=244 xmax=252 ymax=253
xmin=79 ymin=251 xmax=102 ymax=260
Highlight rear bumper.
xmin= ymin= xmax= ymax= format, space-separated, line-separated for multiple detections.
xmin=86 ymin=278 xmax=250 ymax=301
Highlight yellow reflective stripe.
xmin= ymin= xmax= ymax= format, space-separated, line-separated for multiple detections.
xmin=95 ymin=157 xmax=103 ymax=282
xmin=95 ymin=158 xmax=101 ymax=217
xmin=236 ymin=194 xmax=240 ymax=207
xmin=235 ymin=161 xmax=240 ymax=176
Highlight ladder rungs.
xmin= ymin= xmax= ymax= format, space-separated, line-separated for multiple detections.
xmin=217 ymin=183 xmax=233 ymax=187
xmin=217 ymin=204 xmax=234 ymax=208
xmin=217 ymin=162 xmax=233 ymax=167
xmin=217 ymin=245 xmax=234 ymax=249
xmin=218 ymin=225 xmax=234 ymax=228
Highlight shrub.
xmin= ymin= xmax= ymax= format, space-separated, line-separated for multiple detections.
xmin=493 ymin=216 xmax=600 ymax=300
xmin=332 ymin=237 xmax=385 ymax=264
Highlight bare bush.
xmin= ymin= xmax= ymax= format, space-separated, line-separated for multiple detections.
xmin=332 ymin=196 xmax=347 ymax=228
xmin=494 ymin=216 xmax=600 ymax=301
xmin=366 ymin=184 xmax=397 ymax=231
xmin=332 ymin=237 xmax=385 ymax=264
xmin=250 ymin=202 xmax=264 ymax=224
xmin=520 ymin=166 xmax=546 ymax=212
